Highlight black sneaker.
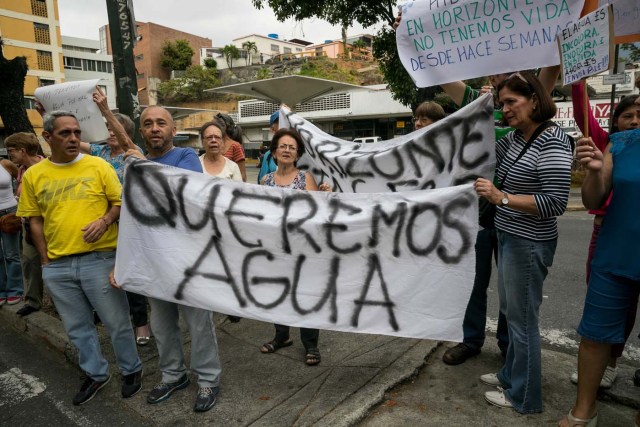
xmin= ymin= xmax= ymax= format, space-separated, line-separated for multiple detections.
xmin=442 ymin=343 xmax=481 ymax=365
xmin=147 ymin=374 xmax=190 ymax=404
xmin=16 ymin=305 xmax=39 ymax=317
xmin=122 ymin=370 xmax=143 ymax=398
xmin=72 ymin=375 xmax=111 ymax=405
xmin=193 ymin=386 xmax=219 ymax=412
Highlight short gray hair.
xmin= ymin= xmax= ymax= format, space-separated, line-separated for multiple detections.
xmin=43 ymin=110 xmax=78 ymax=133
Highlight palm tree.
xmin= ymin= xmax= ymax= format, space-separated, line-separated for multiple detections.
xmin=242 ymin=41 xmax=258 ymax=66
xmin=222 ymin=45 xmax=241 ymax=70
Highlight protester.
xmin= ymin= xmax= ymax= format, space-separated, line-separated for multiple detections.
xmin=412 ymin=101 xmax=445 ymax=130
xmin=558 ymin=128 xmax=640 ymax=427
xmin=474 ymin=72 xmax=572 ymax=413
xmin=0 ymin=149 xmax=21 ymax=306
xmin=5 ymin=133 xmax=43 ymax=315
xmin=569 ymin=85 xmax=640 ymax=388
xmin=121 ymin=106 xmax=222 ymax=413
xmin=257 ymin=110 xmax=279 ymax=183
xmin=215 ymin=113 xmax=247 ymax=182
xmin=199 ymin=120 xmax=242 ymax=181
xmin=17 ymin=111 xmax=143 ymax=405
xmin=259 ymin=128 xmax=331 ymax=365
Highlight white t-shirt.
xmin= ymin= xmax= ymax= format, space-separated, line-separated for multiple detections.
xmin=0 ymin=164 xmax=17 ymax=210
xmin=199 ymin=155 xmax=242 ymax=181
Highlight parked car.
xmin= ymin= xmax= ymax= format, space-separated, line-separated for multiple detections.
xmin=353 ymin=136 xmax=382 ymax=144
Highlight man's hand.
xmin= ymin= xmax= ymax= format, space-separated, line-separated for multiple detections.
xmin=124 ymin=149 xmax=146 ymax=160
xmin=92 ymin=86 xmax=110 ymax=113
xmin=109 ymin=269 xmax=121 ymax=289
xmin=81 ymin=217 xmax=109 ymax=243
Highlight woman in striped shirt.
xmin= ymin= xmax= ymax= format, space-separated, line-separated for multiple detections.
xmin=474 ymin=72 xmax=573 ymax=414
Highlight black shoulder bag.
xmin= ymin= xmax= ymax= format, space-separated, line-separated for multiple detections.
xmin=478 ymin=121 xmax=557 ymax=229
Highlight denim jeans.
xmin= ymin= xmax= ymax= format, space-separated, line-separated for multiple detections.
xmin=0 ymin=206 xmax=23 ymax=298
xmin=148 ymin=298 xmax=221 ymax=387
xmin=495 ymin=231 xmax=557 ymax=414
xmin=42 ymin=251 xmax=142 ymax=381
xmin=462 ymin=228 xmax=508 ymax=352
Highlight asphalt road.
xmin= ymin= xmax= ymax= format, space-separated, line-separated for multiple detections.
xmin=0 ymin=323 xmax=151 ymax=427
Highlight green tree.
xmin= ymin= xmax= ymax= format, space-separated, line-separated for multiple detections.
xmin=203 ymin=58 xmax=218 ymax=69
xmin=0 ymin=38 xmax=35 ymax=134
xmin=160 ymin=39 xmax=195 ymax=71
xmin=242 ymin=41 xmax=258 ymax=66
xmin=156 ymin=65 xmax=219 ymax=104
xmin=621 ymin=43 xmax=640 ymax=62
xmin=222 ymin=45 xmax=241 ymax=69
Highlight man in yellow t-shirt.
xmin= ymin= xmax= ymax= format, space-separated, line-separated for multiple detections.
xmin=17 ymin=111 xmax=142 ymax=406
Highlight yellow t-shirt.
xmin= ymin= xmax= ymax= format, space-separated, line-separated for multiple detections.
xmin=17 ymin=155 xmax=122 ymax=260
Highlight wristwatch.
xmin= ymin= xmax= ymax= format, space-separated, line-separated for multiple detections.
xmin=500 ymin=192 xmax=509 ymax=206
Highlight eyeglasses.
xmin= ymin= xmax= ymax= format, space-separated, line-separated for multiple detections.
xmin=508 ymin=72 xmax=529 ymax=85
xmin=277 ymin=144 xmax=297 ymax=152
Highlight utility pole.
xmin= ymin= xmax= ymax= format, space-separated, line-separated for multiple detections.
xmin=105 ymin=0 xmax=144 ymax=149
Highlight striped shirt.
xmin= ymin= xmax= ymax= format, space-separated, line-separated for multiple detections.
xmin=494 ymin=126 xmax=572 ymax=241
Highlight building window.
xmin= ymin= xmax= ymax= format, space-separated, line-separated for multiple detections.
xmin=63 ymin=56 xmax=82 ymax=70
xmin=296 ymin=48 xmax=302 ymax=52
xmin=283 ymin=47 xmax=292 ymax=54
xmin=33 ymin=23 xmax=50 ymax=45
xmin=270 ymin=44 xmax=280 ymax=53
xmin=97 ymin=85 xmax=107 ymax=97
xmin=36 ymin=50 xmax=53 ymax=71
xmin=38 ymin=78 xmax=55 ymax=87
xmin=96 ymin=61 xmax=112 ymax=73
xmin=136 ymin=72 xmax=145 ymax=79
xmin=31 ymin=0 xmax=47 ymax=17
xmin=83 ymin=59 xmax=97 ymax=72
xmin=24 ymin=97 xmax=38 ymax=110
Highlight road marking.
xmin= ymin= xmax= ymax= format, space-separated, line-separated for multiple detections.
xmin=51 ymin=398 xmax=95 ymax=426
xmin=0 ymin=368 xmax=46 ymax=407
xmin=486 ymin=318 xmax=640 ymax=363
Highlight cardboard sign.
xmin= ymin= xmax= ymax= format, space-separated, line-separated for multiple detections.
xmin=35 ymin=79 xmax=109 ymax=142
xmin=396 ymin=0 xmax=585 ymax=87
xmin=115 ymin=161 xmax=479 ymax=341
xmin=586 ymin=0 xmax=640 ymax=43
xmin=558 ymin=4 xmax=614 ymax=85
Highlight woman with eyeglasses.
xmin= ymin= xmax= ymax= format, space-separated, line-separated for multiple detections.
xmin=198 ymin=121 xmax=242 ymax=181
xmin=258 ymin=128 xmax=330 ymax=366
xmin=474 ymin=72 xmax=573 ymax=414
xmin=215 ymin=113 xmax=248 ymax=182
xmin=412 ymin=101 xmax=445 ymax=130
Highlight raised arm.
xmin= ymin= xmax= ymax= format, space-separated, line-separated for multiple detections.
xmin=571 ymin=84 xmax=608 ymax=150
xmin=93 ymin=86 xmax=137 ymax=152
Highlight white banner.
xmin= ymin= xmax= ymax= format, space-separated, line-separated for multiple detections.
xmin=115 ymin=161 xmax=479 ymax=340
xmin=600 ymin=0 xmax=640 ymax=42
xmin=558 ymin=5 xmax=613 ymax=85
xmin=396 ymin=0 xmax=584 ymax=87
xmin=281 ymin=94 xmax=496 ymax=193
xmin=35 ymin=79 xmax=109 ymax=142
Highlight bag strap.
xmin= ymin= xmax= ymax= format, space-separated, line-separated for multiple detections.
xmin=496 ymin=120 xmax=556 ymax=190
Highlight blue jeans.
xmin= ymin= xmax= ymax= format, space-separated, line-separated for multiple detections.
xmin=495 ymin=231 xmax=557 ymax=414
xmin=462 ymin=228 xmax=508 ymax=352
xmin=0 ymin=206 xmax=23 ymax=298
xmin=42 ymin=251 xmax=142 ymax=381
xmin=149 ymin=298 xmax=222 ymax=387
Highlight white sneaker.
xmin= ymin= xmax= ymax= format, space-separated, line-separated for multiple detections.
xmin=485 ymin=388 xmax=513 ymax=409
xmin=480 ymin=373 xmax=501 ymax=387
xmin=570 ymin=366 xmax=618 ymax=389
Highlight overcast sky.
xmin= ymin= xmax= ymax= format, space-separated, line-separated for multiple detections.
xmin=58 ymin=0 xmax=383 ymax=46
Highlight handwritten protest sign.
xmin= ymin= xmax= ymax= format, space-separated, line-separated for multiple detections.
xmin=115 ymin=161 xmax=479 ymax=341
xmin=558 ymin=4 xmax=613 ymax=85
xmin=280 ymin=94 xmax=496 ymax=193
xmin=583 ymin=0 xmax=640 ymax=43
xmin=396 ymin=0 xmax=584 ymax=87
xmin=34 ymin=79 xmax=109 ymax=142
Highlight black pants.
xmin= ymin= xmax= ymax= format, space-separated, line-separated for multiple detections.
xmin=127 ymin=291 xmax=148 ymax=327
xmin=274 ymin=324 xmax=319 ymax=350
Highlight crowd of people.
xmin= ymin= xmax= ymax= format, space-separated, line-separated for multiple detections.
xmin=0 ymin=20 xmax=638 ymax=424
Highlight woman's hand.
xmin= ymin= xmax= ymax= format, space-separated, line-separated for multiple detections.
xmin=474 ymin=178 xmax=502 ymax=205
xmin=34 ymin=100 xmax=45 ymax=117
xmin=318 ymin=182 xmax=332 ymax=192
xmin=92 ymin=86 xmax=110 ymax=113
xmin=575 ymin=137 xmax=603 ymax=172
xmin=392 ymin=9 xmax=402 ymax=30
xmin=124 ymin=149 xmax=146 ymax=160
xmin=479 ymin=85 xmax=494 ymax=95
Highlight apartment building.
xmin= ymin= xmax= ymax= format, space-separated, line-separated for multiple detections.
xmin=0 ymin=0 xmax=65 ymax=135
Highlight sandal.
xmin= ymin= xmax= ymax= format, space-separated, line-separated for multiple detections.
xmin=260 ymin=339 xmax=293 ymax=354
xmin=136 ymin=325 xmax=151 ymax=346
xmin=558 ymin=410 xmax=598 ymax=427
xmin=305 ymin=348 xmax=321 ymax=366
xmin=136 ymin=336 xmax=150 ymax=346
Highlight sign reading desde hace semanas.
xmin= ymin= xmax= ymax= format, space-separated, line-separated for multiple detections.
xmin=396 ymin=0 xmax=585 ymax=87
xmin=558 ymin=4 xmax=613 ymax=86
xmin=281 ymin=94 xmax=496 ymax=193
xmin=34 ymin=79 xmax=109 ymax=142
xmin=115 ymin=161 xmax=479 ymax=341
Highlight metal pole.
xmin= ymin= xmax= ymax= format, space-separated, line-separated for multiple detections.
xmin=608 ymin=44 xmax=619 ymax=134
xmin=105 ymin=0 xmax=144 ymax=150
